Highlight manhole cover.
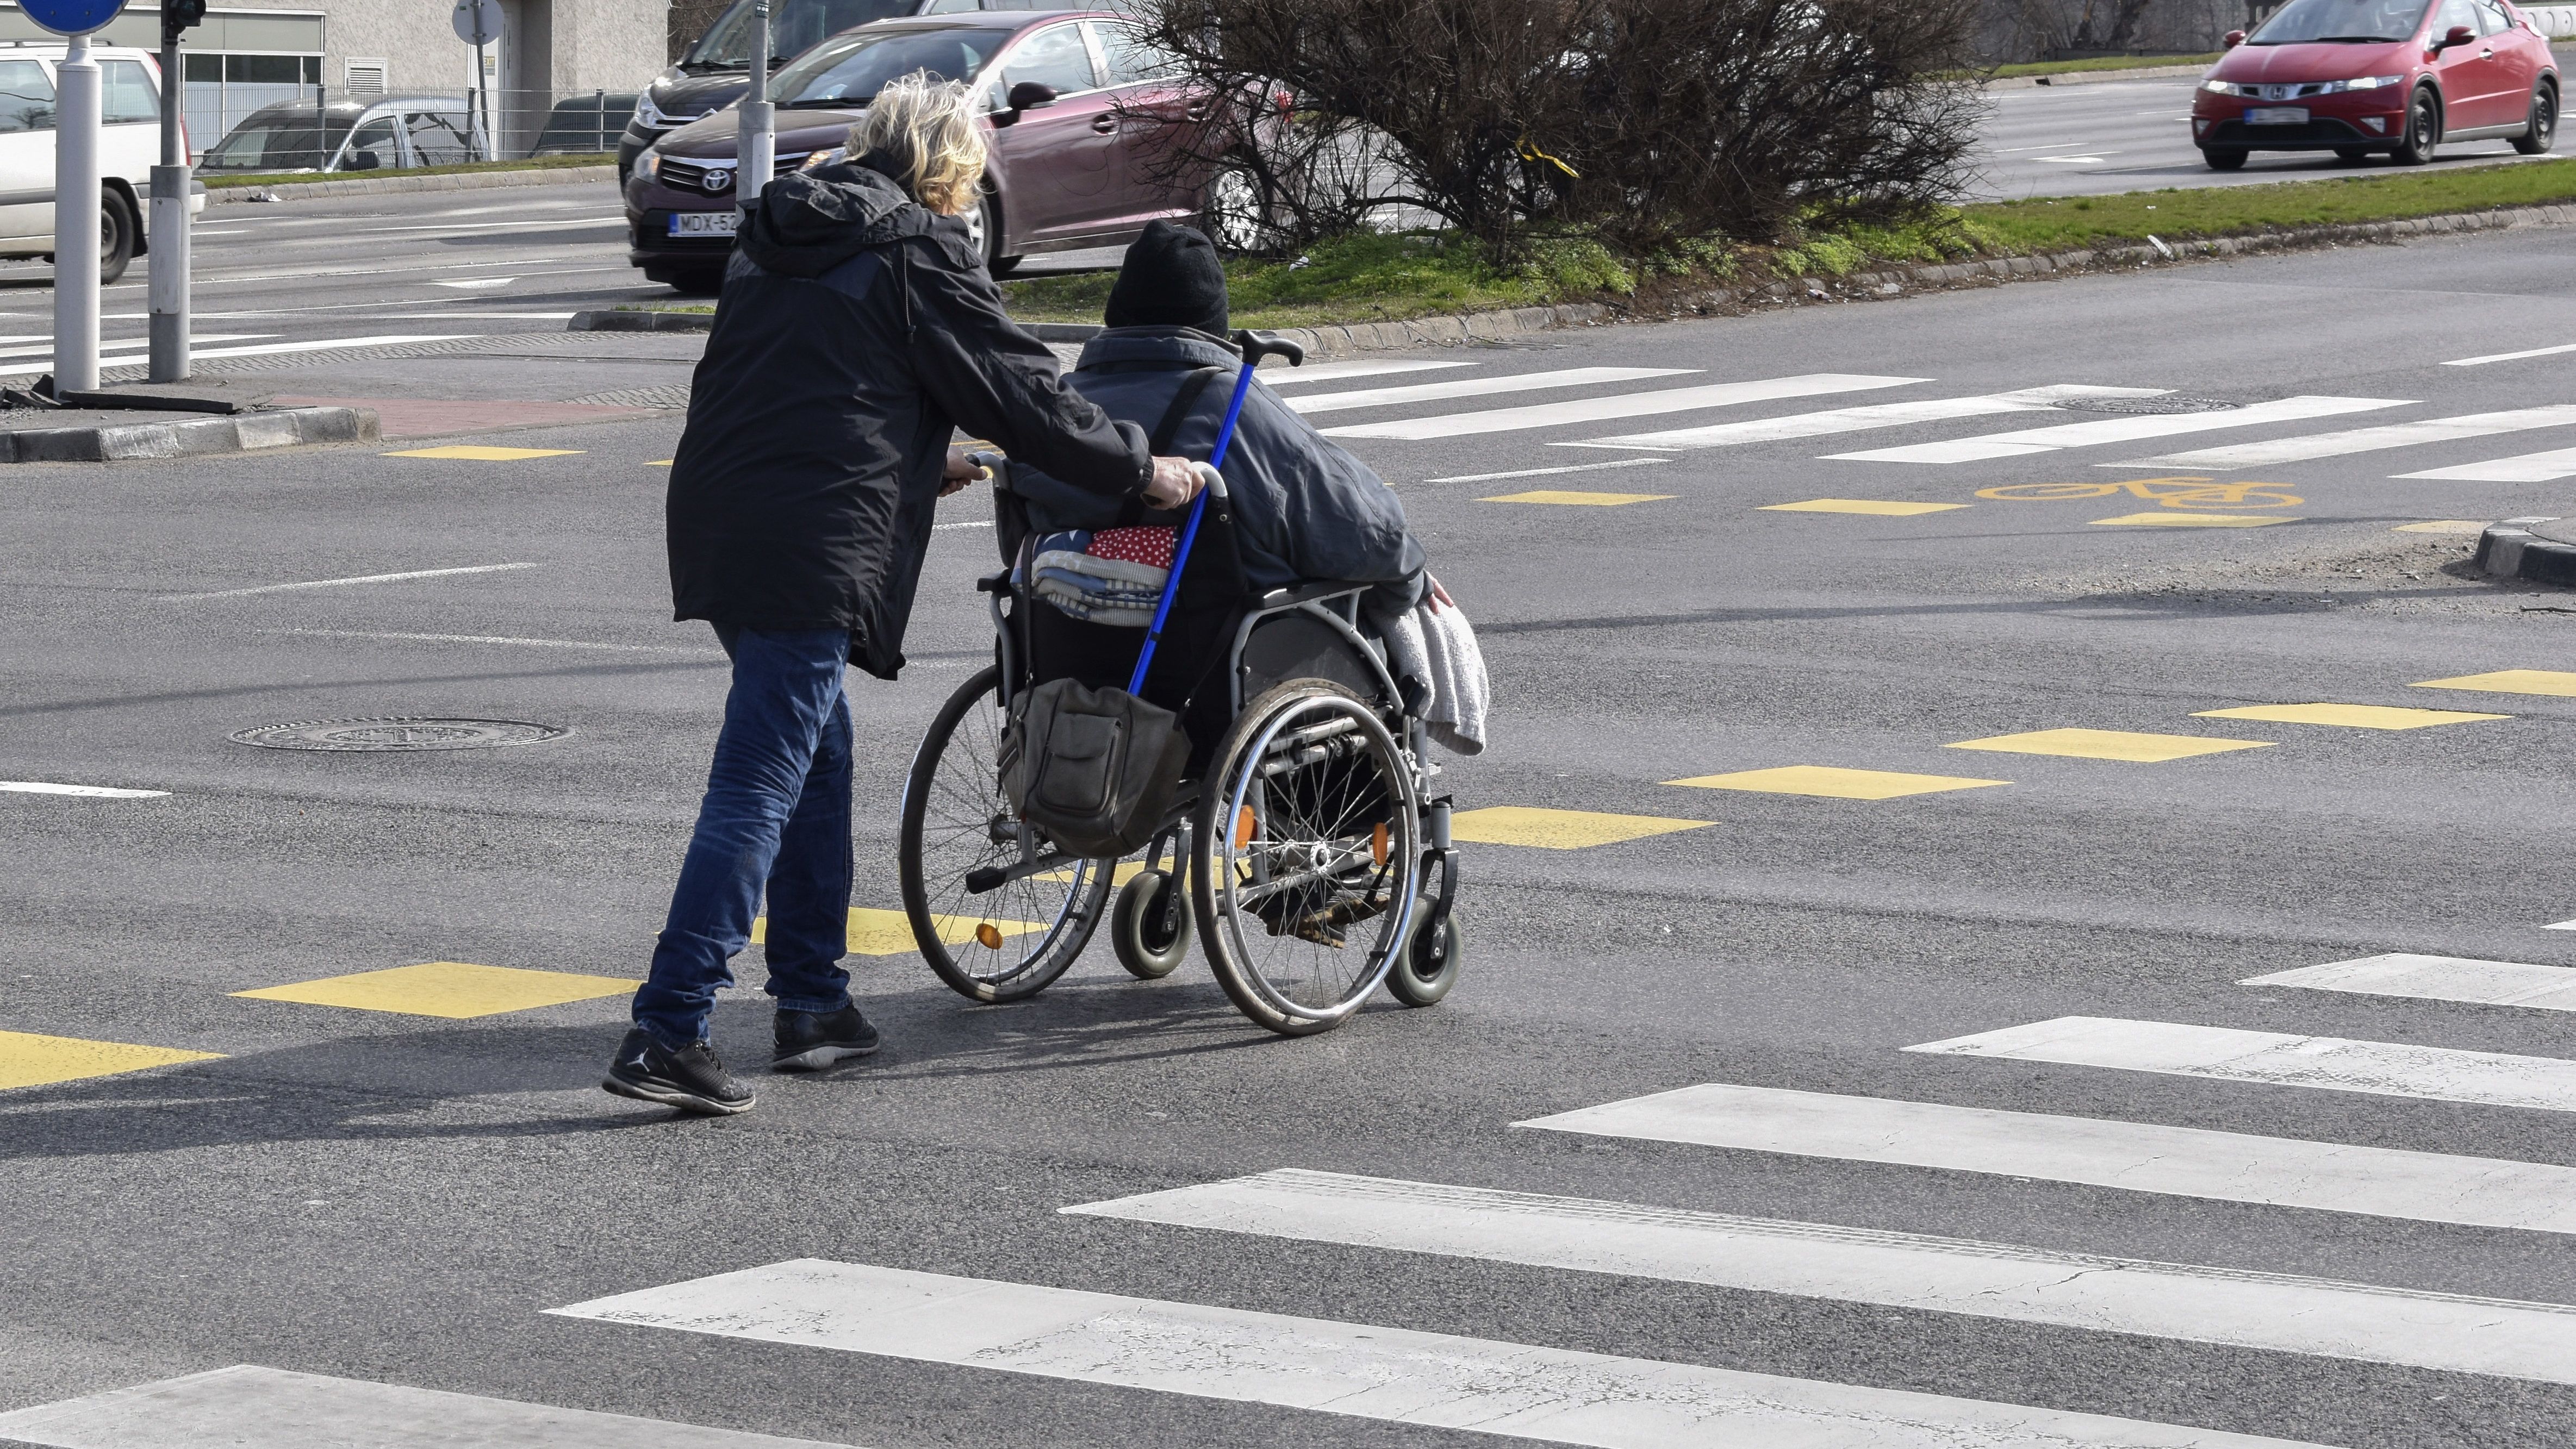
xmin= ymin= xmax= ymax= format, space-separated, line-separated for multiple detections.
xmin=2053 ymin=396 xmax=2242 ymax=415
xmin=230 ymin=717 xmax=569 ymax=752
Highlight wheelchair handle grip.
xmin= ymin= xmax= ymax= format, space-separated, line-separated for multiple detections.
xmin=966 ymin=450 xmax=1006 ymax=477
xmin=1233 ymin=329 xmax=1304 ymax=370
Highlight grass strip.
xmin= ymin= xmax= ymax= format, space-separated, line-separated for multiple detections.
xmin=1983 ymin=52 xmax=2219 ymax=78
xmin=202 ymin=153 xmax=614 ymax=190
xmin=1962 ymin=155 xmax=2576 ymax=251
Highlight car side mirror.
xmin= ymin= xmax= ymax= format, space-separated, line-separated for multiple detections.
xmin=1006 ymin=81 xmax=1057 ymax=113
xmin=2223 ymin=28 xmax=2245 ymax=46
xmin=2436 ymin=22 xmax=2475 ymax=48
xmin=348 ymin=148 xmax=380 ymax=170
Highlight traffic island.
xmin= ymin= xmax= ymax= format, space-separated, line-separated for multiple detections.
xmin=2475 ymin=517 xmax=2576 ymax=588
xmin=0 ymin=403 xmax=377 ymax=461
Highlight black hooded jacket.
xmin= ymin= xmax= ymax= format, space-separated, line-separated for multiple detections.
xmin=665 ymin=157 xmax=1152 ymax=678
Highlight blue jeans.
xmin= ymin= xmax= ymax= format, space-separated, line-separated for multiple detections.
xmin=632 ymin=624 xmax=855 ymax=1047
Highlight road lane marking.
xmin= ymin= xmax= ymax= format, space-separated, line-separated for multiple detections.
xmin=1446 ymin=805 xmax=1712 ymax=849
xmin=166 ymin=561 xmax=536 ymax=601
xmin=0 ymin=334 xmax=477 ymax=378
xmin=0 ymin=1365 xmax=860 ymax=1448
xmin=0 ymin=332 xmax=275 ymax=358
xmin=1564 ymin=384 xmax=2170 ymax=452
xmin=746 ymin=907 xmax=1038 ymax=954
xmin=2192 ymin=702 xmax=2508 ymax=729
xmin=552 ymin=1259 xmax=2332 ymax=1448
xmin=2245 ymin=954 xmax=2576 ymax=1013
xmin=1067 ymin=1169 xmax=2576 ymax=1387
xmin=1517 ymin=1083 xmax=2576 ymax=1235
xmin=1324 ymin=374 xmax=1925 ymax=441
xmin=279 ymin=628 xmax=696 ymax=653
xmin=2088 ymin=512 xmax=2295 ymax=527
xmin=0 ymin=1029 xmax=220 ymax=1090
xmin=1946 ymin=728 xmax=2273 ymax=762
xmin=1906 ymin=1016 xmax=2576 ymax=1113
xmin=1760 ymin=498 xmax=1967 ymax=516
xmin=383 ymin=445 xmax=583 ymax=460
xmin=1479 ymin=489 xmax=1672 ymax=505
xmin=1283 ymin=366 xmax=1697 ymax=416
xmin=1826 ymin=396 xmax=2405 ymax=464
xmin=1423 ymin=457 xmax=1671 ymax=483
xmin=2444 ymin=341 xmax=2576 ymax=365
xmin=1256 ymin=359 xmax=1472 ymax=385
xmin=2412 ymin=668 xmax=2576 ymax=697
xmin=1666 ymin=766 xmax=2007 ymax=799
xmin=2400 ymin=442 xmax=2576 ymax=482
xmin=234 ymin=962 xmax=636 ymax=1019
xmin=1 ymin=780 xmax=167 ymax=798
xmin=2549 ymin=920 xmax=2576 ymax=930
xmin=2125 ymin=404 xmax=2576 ymax=470
xmin=2392 ymin=519 xmax=2492 ymax=532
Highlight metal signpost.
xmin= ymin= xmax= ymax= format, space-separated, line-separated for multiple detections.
xmin=149 ymin=0 xmax=204 ymax=382
xmin=739 ymin=0 xmax=773 ymax=211
xmin=453 ymin=0 xmax=503 ymax=163
xmin=26 ymin=0 xmax=123 ymax=396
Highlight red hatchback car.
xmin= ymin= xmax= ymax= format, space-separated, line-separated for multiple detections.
xmin=2193 ymin=0 xmax=2558 ymax=168
xmin=626 ymin=10 xmax=1208 ymax=293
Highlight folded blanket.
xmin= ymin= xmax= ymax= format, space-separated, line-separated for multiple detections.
xmin=1026 ymin=528 xmax=1178 ymax=627
xmin=1370 ymin=584 xmax=1489 ymax=755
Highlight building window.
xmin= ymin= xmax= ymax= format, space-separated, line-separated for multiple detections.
xmin=184 ymin=51 xmax=323 ymax=153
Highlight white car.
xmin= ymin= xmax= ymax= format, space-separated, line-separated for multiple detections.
xmin=0 ymin=40 xmax=200 ymax=285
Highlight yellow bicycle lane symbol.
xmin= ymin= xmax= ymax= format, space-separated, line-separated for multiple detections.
xmin=1974 ymin=475 xmax=2303 ymax=510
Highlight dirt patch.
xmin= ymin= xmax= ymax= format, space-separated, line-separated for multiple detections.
xmin=2018 ymin=523 xmax=2576 ymax=619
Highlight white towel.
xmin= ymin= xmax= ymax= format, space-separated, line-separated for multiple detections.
xmin=1371 ymin=588 xmax=1489 ymax=756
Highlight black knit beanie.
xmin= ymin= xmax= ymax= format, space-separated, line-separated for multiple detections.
xmin=1103 ymin=220 xmax=1229 ymax=335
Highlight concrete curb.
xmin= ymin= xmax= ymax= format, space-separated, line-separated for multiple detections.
xmin=0 ymin=405 xmax=378 ymax=462
xmin=2476 ymin=516 xmax=2576 ymax=586
xmin=1981 ymin=63 xmax=2211 ymax=89
xmin=569 ymin=309 xmax=713 ymax=333
xmin=207 ymin=165 xmax=616 ymax=205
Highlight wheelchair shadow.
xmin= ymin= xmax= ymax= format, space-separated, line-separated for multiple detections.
xmin=857 ymin=974 xmax=1283 ymax=1083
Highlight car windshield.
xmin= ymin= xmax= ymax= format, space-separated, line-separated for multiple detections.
xmin=2247 ymin=0 xmax=2435 ymax=43
xmin=774 ymin=27 xmax=1007 ymax=107
xmin=683 ymin=0 xmax=921 ymax=70
xmin=200 ymin=110 xmax=354 ymax=171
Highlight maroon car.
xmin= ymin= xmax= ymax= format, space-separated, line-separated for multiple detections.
xmin=625 ymin=10 xmax=1209 ymax=292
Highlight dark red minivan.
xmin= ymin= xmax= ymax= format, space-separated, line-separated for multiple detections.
xmin=2193 ymin=0 xmax=2558 ymax=168
xmin=625 ymin=10 xmax=1208 ymax=292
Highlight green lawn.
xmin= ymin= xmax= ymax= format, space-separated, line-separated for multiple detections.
xmin=1986 ymin=52 xmax=2220 ymax=79
xmin=1962 ymin=157 xmax=2576 ymax=251
xmin=202 ymin=153 xmax=614 ymax=190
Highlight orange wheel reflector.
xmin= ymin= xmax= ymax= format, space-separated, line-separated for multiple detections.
xmin=1371 ymin=822 xmax=1390 ymax=866
xmin=975 ymin=922 xmax=1003 ymax=950
xmin=1233 ymin=805 xmax=1256 ymax=850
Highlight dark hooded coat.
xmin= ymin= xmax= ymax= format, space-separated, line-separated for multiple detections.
xmin=665 ymin=157 xmax=1152 ymax=678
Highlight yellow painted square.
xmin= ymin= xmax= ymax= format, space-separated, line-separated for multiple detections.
xmin=2392 ymin=520 xmax=2489 ymax=534
xmin=1664 ymin=765 xmax=2011 ymax=800
xmin=383 ymin=445 xmax=585 ymax=461
xmin=750 ymin=905 xmax=1043 ymax=955
xmin=648 ymin=459 xmax=675 ymax=467
xmin=2413 ymin=669 xmax=2576 ymax=698
xmin=2089 ymin=512 xmax=2293 ymax=528
xmin=0 ymin=1030 xmax=221 ymax=1090
xmin=2193 ymin=702 xmax=2510 ymax=730
xmin=1479 ymin=490 xmax=1674 ymax=506
xmin=232 ymin=961 xmax=634 ymax=1019
xmin=1041 ymin=860 xmax=1154 ymax=885
xmin=1446 ymin=805 xmax=1712 ymax=850
xmin=1946 ymin=728 xmax=2275 ymax=763
xmin=1760 ymin=498 xmax=1969 ymax=516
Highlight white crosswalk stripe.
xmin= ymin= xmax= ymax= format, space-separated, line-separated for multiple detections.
xmin=553 ymin=1259 xmax=2334 ymax=1448
xmin=0 ymin=1365 xmax=856 ymax=1449
xmin=1283 ymin=366 xmax=1698 ymax=415
xmin=1562 ymin=384 xmax=2170 ymax=452
xmin=1322 ymin=373 xmax=1925 ymax=441
xmin=2399 ymin=442 xmax=2576 ymax=481
xmin=2123 ymin=404 xmax=2576 ymax=470
xmin=1824 ymin=396 xmax=2407 ymax=464
xmin=2243 ymin=953 xmax=2576 ymax=1011
xmin=1905 ymin=1015 xmax=2576 ymax=1113
xmin=1066 ymin=1170 xmax=2576 ymax=1385
xmin=0 ymin=334 xmax=476 ymax=379
xmin=1255 ymin=358 xmax=1473 ymax=386
xmin=1515 ymin=1082 xmax=2576 ymax=1233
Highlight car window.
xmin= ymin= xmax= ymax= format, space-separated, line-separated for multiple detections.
xmin=2474 ymin=0 xmax=2510 ymax=33
xmin=0 ymin=60 xmax=55 ymax=133
xmin=101 ymin=59 xmax=159 ymax=126
xmin=405 ymin=109 xmax=473 ymax=164
xmin=689 ymin=0 xmax=918 ymax=67
xmin=2432 ymin=0 xmax=2479 ymax=36
xmin=1003 ymin=23 xmax=1097 ymax=95
xmin=2248 ymin=0 xmax=2434 ymax=43
xmin=919 ymin=0 xmax=976 ymax=13
xmin=1090 ymin=21 xmax=1182 ymax=86
xmin=343 ymin=115 xmax=399 ymax=167
xmin=773 ymin=27 xmax=1007 ymax=105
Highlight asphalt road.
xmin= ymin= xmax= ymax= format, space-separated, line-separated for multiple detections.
xmin=4 ymin=214 xmax=2576 ymax=1449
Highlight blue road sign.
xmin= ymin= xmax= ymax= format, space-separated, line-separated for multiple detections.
xmin=22 ymin=0 xmax=125 ymax=35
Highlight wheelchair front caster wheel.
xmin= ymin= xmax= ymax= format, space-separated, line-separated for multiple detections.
xmin=1385 ymin=914 xmax=1460 ymax=1007
xmin=1112 ymin=869 xmax=1193 ymax=980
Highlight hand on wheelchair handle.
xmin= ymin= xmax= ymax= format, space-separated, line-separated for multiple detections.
xmin=1142 ymin=455 xmax=1204 ymax=509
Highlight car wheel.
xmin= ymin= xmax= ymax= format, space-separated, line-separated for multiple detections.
xmin=2392 ymin=87 xmax=2441 ymax=164
xmin=2333 ymin=145 xmax=2375 ymax=163
xmin=2514 ymin=82 xmax=2558 ymax=154
xmin=96 ymin=187 xmax=135 ymax=286
xmin=967 ymin=189 xmax=1019 ymax=277
xmin=1200 ymin=159 xmax=1280 ymax=254
xmin=2199 ymin=147 xmax=2249 ymax=171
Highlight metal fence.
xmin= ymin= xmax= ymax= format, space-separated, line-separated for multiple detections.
xmin=186 ymin=86 xmax=637 ymax=172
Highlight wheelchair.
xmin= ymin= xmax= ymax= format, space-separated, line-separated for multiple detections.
xmin=894 ymin=421 xmax=1463 ymax=1037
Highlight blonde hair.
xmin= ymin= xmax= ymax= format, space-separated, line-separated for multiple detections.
xmin=848 ymin=71 xmax=989 ymax=216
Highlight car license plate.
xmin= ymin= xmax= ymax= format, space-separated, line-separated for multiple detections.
xmin=2245 ymin=107 xmax=2309 ymax=125
xmin=668 ymin=210 xmax=738 ymax=238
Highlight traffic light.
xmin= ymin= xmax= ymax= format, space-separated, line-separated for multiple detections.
xmin=162 ymin=0 xmax=205 ymax=43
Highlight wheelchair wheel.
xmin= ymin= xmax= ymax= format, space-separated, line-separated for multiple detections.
xmin=1191 ymin=679 xmax=1422 ymax=1036
xmin=899 ymin=664 xmax=1111 ymax=1003
xmin=1111 ymin=867 xmax=1193 ymax=979
xmin=1385 ymin=912 xmax=1460 ymax=1007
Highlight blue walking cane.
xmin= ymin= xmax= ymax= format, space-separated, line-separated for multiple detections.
xmin=1127 ymin=329 xmax=1304 ymax=694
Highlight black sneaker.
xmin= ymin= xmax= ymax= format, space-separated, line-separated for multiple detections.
xmin=602 ymin=1028 xmax=755 ymax=1115
xmin=772 ymin=1004 xmax=881 ymax=1072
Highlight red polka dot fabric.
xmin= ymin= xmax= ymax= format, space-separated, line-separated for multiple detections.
xmin=1087 ymin=527 xmax=1176 ymax=571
